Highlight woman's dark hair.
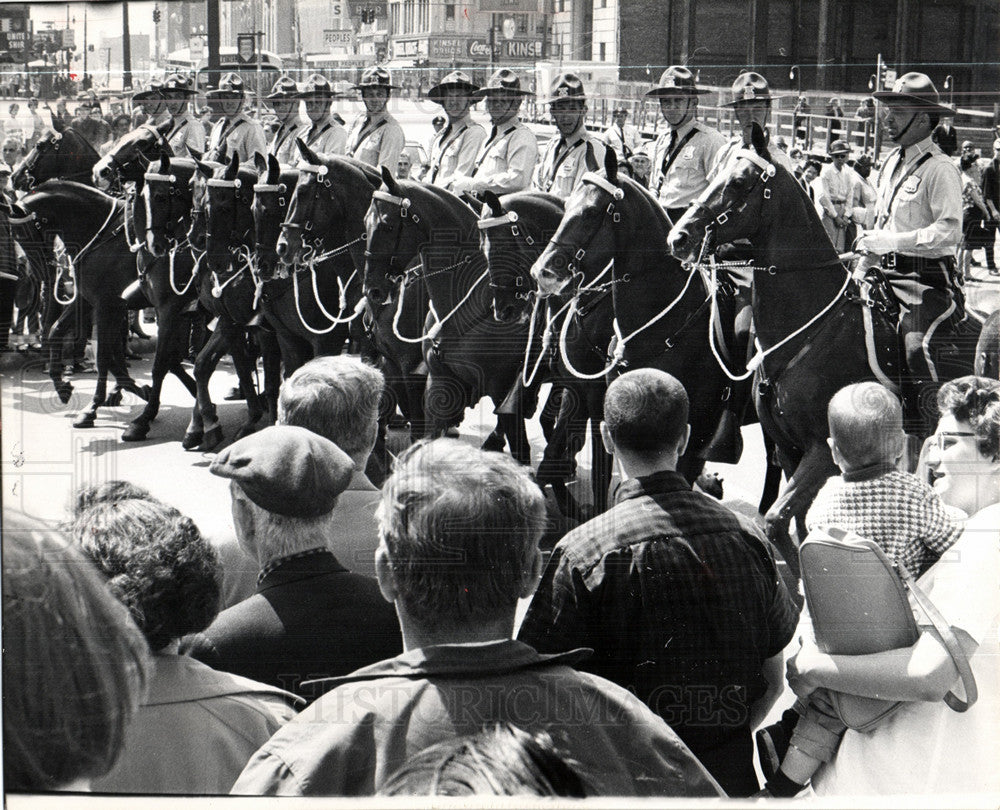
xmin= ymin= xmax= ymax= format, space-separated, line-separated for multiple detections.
xmin=3 ymin=512 xmax=149 ymax=790
xmin=379 ymin=723 xmax=587 ymax=797
xmin=937 ymin=375 xmax=1000 ymax=461
xmin=72 ymin=498 xmax=222 ymax=651
xmin=71 ymin=479 xmax=157 ymax=518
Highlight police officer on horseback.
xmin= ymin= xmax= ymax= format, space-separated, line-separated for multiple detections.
xmin=264 ymin=77 xmax=303 ymax=165
xmin=646 ymin=66 xmax=726 ymax=224
xmin=205 ymin=73 xmax=267 ymax=163
xmin=710 ymin=72 xmax=795 ymax=181
xmin=451 ymin=69 xmax=538 ymax=199
xmin=161 ymin=73 xmax=205 ymax=156
xmin=532 ymin=73 xmax=605 ymax=199
xmin=298 ymin=74 xmax=348 ymax=157
xmin=346 ymin=67 xmax=405 ymax=169
xmin=856 ymin=72 xmax=964 ymax=428
xmin=424 ymin=71 xmax=487 ymax=190
xmin=130 ymin=81 xmax=167 ymax=126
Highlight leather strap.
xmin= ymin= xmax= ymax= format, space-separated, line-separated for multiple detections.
xmin=898 ymin=561 xmax=978 ymax=712
xmin=656 ymin=126 xmax=699 ymax=196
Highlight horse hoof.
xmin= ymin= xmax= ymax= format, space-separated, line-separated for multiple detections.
xmin=73 ymin=413 xmax=96 ymax=429
xmin=182 ymin=431 xmax=204 ymax=451
xmin=55 ymin=381 xmax=73 ymax=404
xmin=695 ymin=472 xmax=724 ymax=500
xmin=105 ymin=390 xmax=124 ymax=407
xmin=198 ymin=426 xmax=225 ymax=452
xmin=121 ymin=423 xmax=150 ymax=442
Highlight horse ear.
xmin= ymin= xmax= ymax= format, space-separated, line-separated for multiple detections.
xmin=216 ymin=142 xmax=228 ymax=164
xmin=604 ymin=147 xmax=619 ymax=183
xmin=156 ymin=117 xmax=173 ymax=137
xmin=225 ymin=152 xmax=240 ymax=179
xmin=585 ymin=144 xmax=599 ymax=173
xmin=380 ymin=164 xmax=400 ymax=194
xmin=253 ymin=151 xmax=267 ymax=175
xmin=50 ymin=116 xmax=66 ymax=134
xmin=186 ymin=145 xmax=203 ymax=161
xmin=158 ymin=153 xmax=170 ymax=175
xmin=482 ymin=190 xmax=503 ymax=217
xmin=750 ymin=122 xmax=768 ymax=155
xmin=267 ymin=153 xmax=280 ymax=184
xmin=296 ymin=137 xmax=320 ymax=166
xmin=194 ymin=159 xmax=213 ymax=177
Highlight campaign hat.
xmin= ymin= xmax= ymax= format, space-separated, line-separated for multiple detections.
xmin=265 ymin=76 xmax=300 ymax=101
xmin=427 ymin=71 xmax=480 ymax=103
xmin=298 ymin=73 xmax=344 ymax=99
xmin=161 ymin=73 xmax=196 ymax=97
xmin=645 ymin=66 xmax=709 ymax=97
xmin=723 ymin=71 xmax=775 ymax=106
xmin=472 ymin=69 xmax=533 ymax=99
xmin=544 ymin=72 xmax=586 ymax=104
xmin=353 ymin=66 xmax=401 ymax=91
xmin=872 ymin=72 xmax=953 ymax=116
xmin=205 ymin=72 xmax=246 ymax=101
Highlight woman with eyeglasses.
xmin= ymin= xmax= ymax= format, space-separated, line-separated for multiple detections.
xmin=790 ymin=376 xmax=1000 ymax=796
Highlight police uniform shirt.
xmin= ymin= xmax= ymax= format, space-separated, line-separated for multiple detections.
xmin=707 ymin=134 xmax=795 ymax=185
xmin=872 ymin=135 xmax=961 ymax=259
xmin=428 ymin=114 xmax=487 ymax=190
xmin=167 ymin=114 xmax=207 ymax=156
xmin=533 ymin=124 xmax=606 ymax=200
xmin=268 ymin=119 xmax=305 ymax=165
xmin=208 ymin=113 xmax=268 ymax=163
xmin=347 ymin=109 xmax=405 ymax=169
xmin=650 ymin=119 xmax=726 ymax=208
xmin=467 ymin=119 xmax=539 ymax=195
xmin=303 ymin=117 xmax=348 ymax=157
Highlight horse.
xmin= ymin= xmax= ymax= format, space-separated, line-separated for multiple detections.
xmin=276 ymin=145 xmax=429 ymax=445
xmin=8 ymin=182 xmax=150 ymax=425
xmin=666 ymin=123 xmax=986 ymax=574
xmin=364 ymin=167 xmax=533 ymax=461
xmin=478 ymin=189 xmax=614 ymax=516
xmin=245 ymin=152 xmax=355 ymax=372
xmin=531 ymin=150 xmax=737 ymax=488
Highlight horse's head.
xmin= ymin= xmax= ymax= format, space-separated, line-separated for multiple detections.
xmin=668 ymin=122 xmax=775 ymax=263
xmin=275 ymin=139 xmax=349 ymax=266
xmin=363 ymin=166 xmax=427 ymax=307
xmin=93 ymin=118 xmax=173 ymax=189
xmin=202 ymin=153 xmax=257 ymax=274
xmin=187 ymin=156 xmax=219 ymax=252
xmin=531 ymin=149 xmax=625 ymax=298
xmin=12 ymin=128 xmax=97 ymax=191
xmin=479 ymin=190 xmax=562 ymax=324
xmin=252 ymin=153 xmax=299 ymax=282
xmin=141 ymin=154 xmax=198 ymax=257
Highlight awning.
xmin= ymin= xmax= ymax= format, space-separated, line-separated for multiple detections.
xmin=385 ymin=59 xmax=417 ymax=69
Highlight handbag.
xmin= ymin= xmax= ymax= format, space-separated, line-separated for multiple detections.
xmin=799 ymin=525 xmax=978 ymax=731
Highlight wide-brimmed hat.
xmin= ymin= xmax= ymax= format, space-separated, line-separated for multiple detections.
xmin=427 ymin=70 xmax=480 ymax=103
xmin=298 ymin=73 xmax=344 ymax=99
xmin=265 ymin=76 xmax=300 ymax=101
xmin=828 ymin=139 xmax=850 ymax=156
xmin=353 ymin=66 xmax=401 ymax=91
xmin=131 ymin=80 xmax=164 ymax=105
xmin=645 ymin=66 xmax=710 ymax=98
xmin=723 ymin=71 xmax=775 ymax=106
xmin=161 ymin=73 xmax=196 ymax=97
xmin=544 ymin=72 xmax=586 ymax=104
xmin=206 ymin=72 xmax=245 ymax=100
xmin=472 ymin=68 xmax=533 ymax=99
xmin=872 ymin=72 xmax=954 ymax=116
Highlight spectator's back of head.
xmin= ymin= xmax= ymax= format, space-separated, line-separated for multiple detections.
xmin=71 ymin=479 xmax=157 ymax=518
xmin=827 ymin=382 xmax=904 ymax=471
xmin=377 ymin=440 xmax=546 ymax=627
xmin=379 ymin=723 xmax=587 ymax=797
xmin=3 ymin=512 xmax=149 ymax=790
xmin=72 ymin=498 xmax=221 ymax=651
xmin=277 ymin=355 xmax=385 ymax=461
xmin=603 ymin=369 xmax=689 ymax=460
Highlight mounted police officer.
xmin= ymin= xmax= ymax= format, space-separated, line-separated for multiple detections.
xmin=857 ymin=73 xmax=964 ymax=429
xmin=533 ymin=72 xmax=605 ymax=199
xmin=424 ymin=71 xmax=486 ymax=190
xmin=451 ymin=69 xmax=538 ymax=199
xmin=161 ymin=73 xmax=205 ymax=156
xmin=646 ymin=66 xmax=725 ymax=223
xmin=205 ymin=73 xmax=267 ymax=163
xmin=298 ymin=73 xmax=348 ymax=157
xmin=346 ymin=67 xmax=405 ymax=169
xmin=264 ymin=77 xmax=303 ymax=165
xmin=131 ymin=80 xmax=167 ymax=126
xmin=709 ymin=71 xmax=795 ymax=181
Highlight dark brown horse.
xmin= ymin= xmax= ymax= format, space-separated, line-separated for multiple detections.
xmin=667 ymin=124 xmax=984 ymax=575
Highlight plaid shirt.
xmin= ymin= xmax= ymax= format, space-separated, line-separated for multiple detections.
xmin=518 ymin=470 xmax=799 ymax=796
xmin=805 ymin=466 xmax=964 ymax=578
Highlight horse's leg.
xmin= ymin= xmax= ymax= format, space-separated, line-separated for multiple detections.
xmin=764 ymin=441 xmax=837 ymax=581
xmin=104 ymin=308 xmax=149 ymax=406
xmin=46 ymin=305 xmax=75 ymax=404
xmin=538 ymin=382 xmax=587 ymax=520
xmin=757 ymin=430 xmax=784 ymax=516
xmin=186 ymin=322 xmax=229 ymax=451
xmin=73 ymin=304 xmax=118 ymax=428
xmin=229 ymin=325 xmax=266 ymax=441
xmin=122 ymin=301 xmax=187 ymax=442
xmin=588 ymin=385 xmax=612 ymax=515
xmin=258 ymin=327 xmax=282 ymax=424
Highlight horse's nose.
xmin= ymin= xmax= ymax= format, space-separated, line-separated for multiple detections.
xmin=275 ymin=239 xmax=288 ymax=259
xmin=666 ymin=227 xmax=691 ymax=260
xmin=493 ymin=303 xmax=515 ymax=324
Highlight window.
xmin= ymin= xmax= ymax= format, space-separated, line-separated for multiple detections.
xmin=601 ymin=0 xmax=606 ymax=7
xmin=599 ymin=41 xmax=606 ymax=61
xmin=558 ymin=0 xmax=565 ymax=10
xmin=445 ymin=2 xmax=455 ymax=21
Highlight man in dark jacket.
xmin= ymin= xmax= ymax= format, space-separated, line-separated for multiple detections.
xmin=981 ymin=138 xmax=1000 ymax=274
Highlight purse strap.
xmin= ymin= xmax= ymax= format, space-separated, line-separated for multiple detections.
xmin=897 ymin=562 xmax=979 ymax=712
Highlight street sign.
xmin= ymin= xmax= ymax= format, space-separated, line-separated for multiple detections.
xmin=189 ymin=36 xmax=204 ymax=62
xmin=236 ymin=33 xmax=256 ymax=64
xmin=884 ymin=68 xmax=897 ymax=86
xmin=324 ymin=29 xmax=355 ymax=48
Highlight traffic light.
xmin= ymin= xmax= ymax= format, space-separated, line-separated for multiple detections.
xmin=153 ymin=6 xmax=161 ymax=24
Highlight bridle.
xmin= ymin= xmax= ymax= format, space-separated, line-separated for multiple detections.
xmin=205 ymin=175 xmax=255 ymax=256
xmin=143 ymin=167 xmax=192 ymax=247
xmin=106 ymin=125 xmax=172 ymax=184
xmin=366 ymin=188 xmax=428 ymax=285
xmin=18 ymin=132 xmax=98 ymax=188
xmin=477 ymin=207 xmax=543 ymax=302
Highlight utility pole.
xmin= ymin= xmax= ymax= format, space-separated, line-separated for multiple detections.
xmin=122 ymin=0 xmax=133 ymax=89
xmin=83 ymin=7 xmax=88 ymax=82
xmin=206 ymin=0 xmax=221 ymax=89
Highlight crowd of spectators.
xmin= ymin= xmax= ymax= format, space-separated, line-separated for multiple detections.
xmin=4 ymin=350 xmax=998 ymax=799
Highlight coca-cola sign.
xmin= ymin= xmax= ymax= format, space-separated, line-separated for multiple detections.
xmin=467 ymin=39 xmax=492 ymax=60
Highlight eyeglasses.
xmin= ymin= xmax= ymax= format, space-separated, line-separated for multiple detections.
xmin=933 ymin=431 xmax=976 ymax=451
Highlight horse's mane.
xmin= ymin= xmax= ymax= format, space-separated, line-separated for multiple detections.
xmin=317 ymin=154 xmax=383 ymax=190
xmin=27 ymin=179 xmax=116 ymax=205
xmin=395 ymin=179 xmax=479 ymax=232
xmin=501 ymin=190 xmax=564 ymax=218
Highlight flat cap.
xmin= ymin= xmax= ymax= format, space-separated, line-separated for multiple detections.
xmin=210 ymin=425 xmax=354 ymax=518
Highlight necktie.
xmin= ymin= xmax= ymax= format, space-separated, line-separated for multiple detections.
xmin=660 ymin=130 xmax=678 ymax=179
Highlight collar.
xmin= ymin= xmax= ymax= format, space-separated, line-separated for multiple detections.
xmin=840 ymin=461 xmax=899 ymax=483
xmin=302 ymin=639 xmax=592 ymax=690
xmin=613 ymin=468 xmax=692 ymax=504
xmin=670 ymin=118 xmax=697 ymax=139
xmin=562 ymin=123 xmax=589 ymax=146
xmin=447 ymin=112 xmax=472 ymax=130
xmin=363 ymin=109 xmax=389 ymax=126
xmin=491 ymin=117 xmax=520 ymax=133
xmin=145 ymin=654 xmax=304 ymax=706
xmin=256 ymin=547 xmax=347 ymax=588
xmin=899 ymin=135 xmax=936 ymax=167
xmin=349 ymin=468 xmax=378 ymax=492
